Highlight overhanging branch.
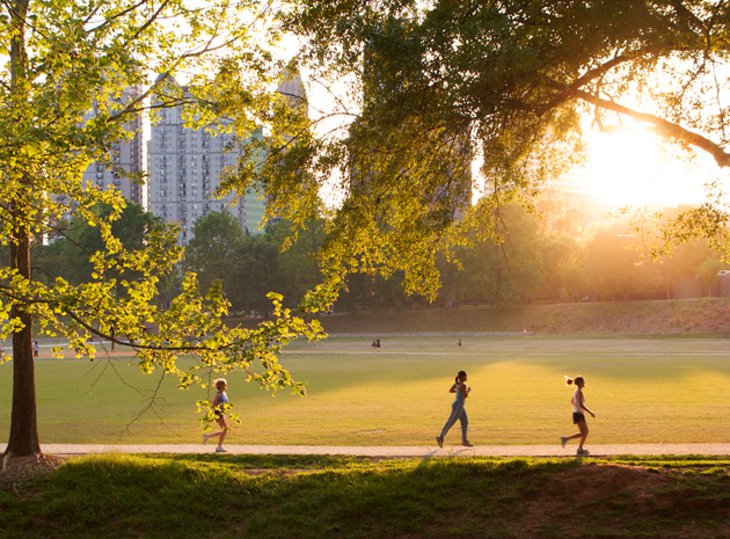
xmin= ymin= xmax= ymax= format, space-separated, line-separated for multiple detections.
xmin=573 ymin=88 xmax=730 ymax=167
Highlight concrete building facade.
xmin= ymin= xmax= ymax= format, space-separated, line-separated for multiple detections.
xmin=81 ymin=86 xmax=145 ymax=206
xmin=146 ymin=77 xmax=266 ymax=244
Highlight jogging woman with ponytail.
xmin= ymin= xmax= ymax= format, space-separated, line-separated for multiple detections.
xmin=436 ymin=370 xmax=473 ymax=448
xmin=560 ymin=375 xmax=595 ymax=455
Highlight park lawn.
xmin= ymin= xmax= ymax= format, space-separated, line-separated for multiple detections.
xmin=1 ymin=336 xmax=730 ymax=445
xmin=0 ymin=454 xmax=729 ymax=538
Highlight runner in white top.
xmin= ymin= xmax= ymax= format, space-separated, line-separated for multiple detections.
xmin=560 ymin=376 xmax=596 ymax=456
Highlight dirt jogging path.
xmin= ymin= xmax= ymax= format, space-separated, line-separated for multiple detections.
xmin=9 ymin=443 xmax=728 ymax=457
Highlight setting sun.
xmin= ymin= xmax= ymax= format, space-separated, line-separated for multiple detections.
xmin=572 ymin=122 xmax=726 ymax=208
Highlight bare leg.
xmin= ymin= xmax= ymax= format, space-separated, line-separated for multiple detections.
xmin=205 ymin=416 xmax=228 ymax=447
xmin=562 ymin=421 xmax=589 ymax=448
xmin=576 ymin=420 xmax=589 ymax=451
xmin=215 ymin=416 xmax=228 ymax=447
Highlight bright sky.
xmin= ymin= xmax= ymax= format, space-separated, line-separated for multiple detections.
xmin=571 ymin=120 xmax=729 ymax=209
xmin=299 ymin=66 xmax=730 ymax=211
xmin=285 ymin=24 xmax=730 ymax=213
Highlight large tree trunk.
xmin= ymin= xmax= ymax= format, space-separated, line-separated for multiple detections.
xmin=4 ymin=0 xmax=40 ymax=457
xmin=5 ymin=234 xmax=41 ymax=457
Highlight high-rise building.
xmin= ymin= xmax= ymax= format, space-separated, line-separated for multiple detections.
xmin=147 ymin=76 xmax=266 ymax=244
xmin=82 ymin=86 xmax=145 ymax=206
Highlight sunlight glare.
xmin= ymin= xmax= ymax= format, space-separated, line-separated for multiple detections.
xmin=575 ymin=122 xmax=723 ymax=208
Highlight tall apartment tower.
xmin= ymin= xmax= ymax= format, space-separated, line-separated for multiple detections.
xmin=147 ymin=77 xmax=266 ymax=244
xmin=82 ymin=86 xmax=145 ymax=206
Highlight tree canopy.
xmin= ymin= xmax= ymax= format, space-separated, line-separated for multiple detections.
xmin=248 ymin=0 xmax=730 ymax=303
xmin=184 ymin=213 xmax=323 ymax=314
xmin=0 ymin=0 xmax=323 ymax=457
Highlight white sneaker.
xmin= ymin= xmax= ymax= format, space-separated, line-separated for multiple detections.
xmin=560 ymin=437 xmax=567 ymax=448
xmin=202 ymin=434 xmax=209 ymax=445
xmin=577 ymin=448 xmax=589 ymax=456
xmin=215 ymin=446 xmax=227 ymax=453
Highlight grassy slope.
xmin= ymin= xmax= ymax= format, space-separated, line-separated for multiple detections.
xmin=1 ymin=455 xmax=729 ymax=538
xmin=315 ymin=297 xmax=730 ymax=336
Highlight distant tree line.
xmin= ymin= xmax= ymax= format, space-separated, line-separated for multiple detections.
xmin=30 ymin=200 xmax=728 ymax=315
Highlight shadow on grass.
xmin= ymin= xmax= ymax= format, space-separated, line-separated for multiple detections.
xmin=1 ymin=455 xmax=729 ymax=538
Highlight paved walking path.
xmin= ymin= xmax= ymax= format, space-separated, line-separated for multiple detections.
xmin=15 ymin=443 xmax=729 ymax=458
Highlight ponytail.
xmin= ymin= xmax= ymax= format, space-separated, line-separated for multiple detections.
xmin=565 ymin=375 xmax=584 ymax=386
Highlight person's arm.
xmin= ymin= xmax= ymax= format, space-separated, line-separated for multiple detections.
xmin=449 ymin=383 xmax=457 ymax=393
xmin=578 ymin=392 xmax=595 ymax=417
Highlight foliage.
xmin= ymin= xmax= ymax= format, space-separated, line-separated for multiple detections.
xmin=183 ymin=210 xmax=247 ymax=299
xmin=262 ymin=0 xmax=730 ymax=308
xmin=4 ymin=0 xmax=730 ymax=458
xmin=184 ymin=214 xmax=324 ymax=314
xmin=0 ymin=0 xmax=324 ymax=456
xmin=438 ymin=203 xmax=544 ymax=305
xmin=186 ymin=204 xmax=728 ymax=313
xmin=32 ymin=202 xmax=161 ymax=286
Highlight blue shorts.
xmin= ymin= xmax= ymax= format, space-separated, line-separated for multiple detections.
xmin=573 ymin=412 xmax=586 ymax=424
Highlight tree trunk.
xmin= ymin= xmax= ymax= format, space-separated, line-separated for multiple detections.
xmin=5 ymin=0 xmax=40 ymax=457
xmin=5 ymin=233 xmax=41 ymax=457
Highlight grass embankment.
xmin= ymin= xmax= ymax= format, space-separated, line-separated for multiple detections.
xmin=1 ymin=455 xmax=728 ymax=538
xmin=316 ymin=297 xmax=730 ymax=336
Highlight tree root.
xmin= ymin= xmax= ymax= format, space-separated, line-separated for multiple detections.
xmin=0 ymin=452 xmax=63 ymax=487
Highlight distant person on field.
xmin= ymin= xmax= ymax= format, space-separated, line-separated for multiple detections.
xmin=203 ymin=378 xmax=230 ymax=453
xmin=436 ymin=370 xmax=473 ymax=448
xmin=33 ymin=340 xmax=39 ymax=358
xmin=560 ymin=375 xmax=595 ymax=456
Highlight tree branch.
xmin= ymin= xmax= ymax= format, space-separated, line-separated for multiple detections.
xmin=572 ymin=88 xmax=730 ymax=167
xmin=86 ymin=0 xmax=156 ymax=35
xmin=537 ymin=47 xmax=659 ymax=114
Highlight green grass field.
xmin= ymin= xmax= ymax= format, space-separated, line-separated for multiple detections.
xmin=1 ymin=454 xmax=729 ymax=538
xmin=1 ymin=336 xmax=730 ymax=446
